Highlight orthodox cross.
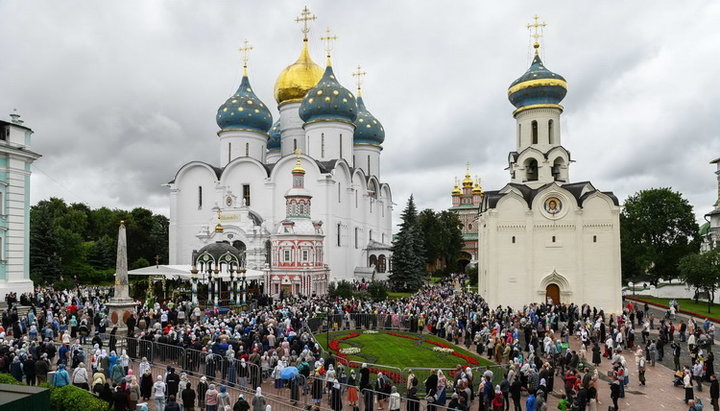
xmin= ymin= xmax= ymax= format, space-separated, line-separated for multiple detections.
xmin=320 ymin=28 xmax=337 ymax=61
xmin=352 ymin=65 xmax=366 ymax=96
xmin=526 ymin=14 xmax=546 ymax=54
xmin=295 ymin=6 xmax=316 ymax=40
xmin=155 ymin=255 xmax=160 ymax=267
xmin=238 ymin=40 xmax=253 ymax=75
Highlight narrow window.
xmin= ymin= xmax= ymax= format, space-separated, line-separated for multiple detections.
xmin=548 ymin=119 xmax=554 ymax=144
xmin=382 ymin=233 xmax=385 ymax=243
xmin=369 ymin=230 xmax=373 ymax=242
xmin=340 ymin=134 xmax=343 ymax=158
xmin=293 ymin=139 xmax=297 ymax=151
xmin=593 ymin=235 xmax=597 ymax=243
xmin=0 ymin=235 xmax=3 ymax=260
xmin=228 ymin=142 xmax=232 ymax=163
xmin=321 ymin=133 xmax=325 ymax=157
xmin=198 ymin=186 xmax=203 ymax=209
xmin=532 ymin=120 xmax=538 ymax=144
xmin=355 ymin=190 xmax=358 ymax=208
xmin=243 ymin=184 xmax=251 ymax=206
xmin=512 ymin=236 xmax=516 ymax=244
xmin=517 ymin=124 xmax=521 ymax=146
xmin=302 ymin=250 xmax=309 ymax=261
xmin=337 ymin=223 xmax=341 ymax=247
xmin=245 ymin=142 xmax=249 ymax=156
xmin=367 ymin=155 xmax=371 ymax=175
xmin=353 ymin=155 xmax=356 ymax=168
xmin=354 ymin=227 xmax=358 ymax=249
xmin=552 ymin=235 xmax=556 ymax=243
xmin=284 ymin=250 xmax=291 ymax=262
xmin=338 ymin=183 xmax=341 ymax=203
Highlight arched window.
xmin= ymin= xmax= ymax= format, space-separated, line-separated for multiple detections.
xmin=378 ymin=255 xmax=387 ymax=273
xmin=552 ymin=235 xmax=556 ymax=243
xmin=512 ymin=236 xmax=516 ymax=244
xmin=340 ymin=134 xmax=343 ymax=158
xmin=369 ymin=255 xmax=378 ymax=269
xmin=531 ymin=120 xmax=538 ymax=144
xmin=525 ymin=158 xmax=538 ymax=181
xmin=293 ymin=139 xmax=297 ymax=151
xmin=198 ymin=186 xmax=203 ymax=209
xmin=228 ymin=143 xmax=232 ymax=163
xmin=593 ymin=235 xmax=597 ymax=243
xmin=245 ymin=142 xmax=249 ymax=156
xmin=552 ymin=157 xmax=565 ymax=182
xmin=548 ymin=119 xmax=554 ymax=144
xmin=354 ymin=227 xmax=358 ymax=249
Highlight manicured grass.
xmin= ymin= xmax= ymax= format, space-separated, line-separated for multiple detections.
xmin=316 ymin=330 xmax=493 ymax=369
xmin=387 ymin=291 xmax=413 ymax=299
xmin=634 ymin=296 xmax=720 ymax=317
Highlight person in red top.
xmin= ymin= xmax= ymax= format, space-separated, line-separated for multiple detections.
xmin=564 ymin=370 xmax=577 ymax=398
xmin=492 ymin=385 xmax=504 ymax=411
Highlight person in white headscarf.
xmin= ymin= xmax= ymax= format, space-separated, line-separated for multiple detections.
xmin=253 ymin=387 xmax=266 ymax=411
xmin=138 ymin=356 xmax=150 ymax=376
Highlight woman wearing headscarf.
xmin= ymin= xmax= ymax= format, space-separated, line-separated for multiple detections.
xmin=347 ymin=369 xmax=359 ymax=407
xmin=120 ymin=349 xmax=130 ymax=375
xmin=139 ymin=369 xmax=153 ymax=401
xmin=329 ymin=379 xmax=342 ymax=411
xmin=72 ymin=362 xmax=89 ymax=390
xmin=138 ymin=356 xmax=150 ymax=376
xmin=436 ymin=370 xmax=447 ymax=406
xmin=252 ymin=387 xmax=266 ymax=411
xmin=205 ymin=383 xmax=219 ymax=411
xmin=153 ymin=375 xmax=167 ymax=411
xmin=217 ymin=385 xmax=231 ymax=410
xmin=388 ymin=386 xmax=401 ymax=411
xmin=10 ymin=356 xmax=23 ymax=382
xmin=197 ymin=376 xmax=209 ymax=410
xmin=111 ymin=357 xmax=126 ymax=385
xmin=128 ymin=375 xmax=141 ymax=411
xmin=92 ymin=370 xmax=106 ymax=395
xmin=312 ymin=370 xmax=324 ymax=405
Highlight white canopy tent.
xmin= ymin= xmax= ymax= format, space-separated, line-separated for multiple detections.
xmin=128 ymin=265 xmax=265 ymax=281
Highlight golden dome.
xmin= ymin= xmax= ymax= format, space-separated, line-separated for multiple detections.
xmin=472 ymin=177 xmax=483 ymax=194
xmin=451 ymin=178 xmax=462 ymax=196
xmin=462 ymin=163 xmax=474 ymax=187
xmin=274 ymin=39 xmax=324 ymax=105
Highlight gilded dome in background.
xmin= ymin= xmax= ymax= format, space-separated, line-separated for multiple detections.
xmin=274 ymin=40 xmax=324 ymax=105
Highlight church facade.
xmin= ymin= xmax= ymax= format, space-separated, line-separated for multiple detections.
xmin=166 ymin=9 xmax=392 ymax=297
xmin=477 ymin=38 xmax=622 ymax=313
xmin=700 ymin=157 xmax=720 ymax=252
xmin=449 ymin=165 xmax=483 ymax=271
xmin=0 ymin=112 xmax=40 ymax=298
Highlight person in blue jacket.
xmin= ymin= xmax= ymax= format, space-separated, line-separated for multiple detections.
xmin=53 ymin=363 xmax=70 ymax=387
xmin=525 ymin=392 xmax=536 ymax=411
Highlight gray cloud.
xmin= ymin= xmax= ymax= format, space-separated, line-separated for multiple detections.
xmin=0 ymin=1 xmax=717 ymax=227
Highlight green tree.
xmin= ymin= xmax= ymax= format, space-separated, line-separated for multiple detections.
xmin=417 ymin=210 xmax=464 ymax=273
xmin=679 ymin=249 xmax=720 ymax=312
xmin=389 ymin=196 xmax=425 ymax=292
xmin=29 ymin=204 xmax=61 ymax=283
xmin=620 ymin=188 xmax=699 ymax=283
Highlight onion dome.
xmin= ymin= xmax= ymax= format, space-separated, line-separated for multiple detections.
xmin=472 ymin=178 xmax=483 ymax=194
xmin=353 ymin=96 xmax=385 ymax=146
xmin=274 ymin=40 xmax=324 ymax=105
xmin=462 ymin=166 xmax=473 ymax=188
xmin=508 ymin=49 xmax=567 ymax=111
xmin=267 ymin=120 xmax=281 ymax=151
xmin=217 ymin=75 xmax=273 ymax=132
xmin=451 ymin=179 xmax=462 ymax=196
xmin=299 ymin=65 xmax=358 ymax=123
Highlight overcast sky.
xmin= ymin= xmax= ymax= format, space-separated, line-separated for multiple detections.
xmin=1 ymin=1 xmax=719 ymax=229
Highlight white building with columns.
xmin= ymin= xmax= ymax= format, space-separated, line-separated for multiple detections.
xmin=0 ymin=111 xmax=41 ymax=299
xmin=477 ymin=38 xmax=622 ymax=314
xmin=166 ymin=12 xmax=392 ymax=297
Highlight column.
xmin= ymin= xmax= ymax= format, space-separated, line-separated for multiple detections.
xmin=207 ymin=272 xmax=213 ymax=306
xmin=191 ymin=277 xmax=198 ymax=306
xmin=215 ymin=277 xmax=221 ymax=306
xmin=230 ymin=273 xmax=236 ymax=304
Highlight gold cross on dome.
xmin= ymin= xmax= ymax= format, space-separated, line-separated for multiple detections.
xmin=238 ymin=40 xmax=253 ymax=75
xmin=352 ymin=65 xmax=366 ymax=95
xmin=295 ymin=6 xmax=316 ymax=39
xmin=527 ymin=14 xmax=547 ymax=53
xmin=294 ymin=148 xmax=302 ymax=157
xmin=320 ymin=28 xmax=337 ymax=59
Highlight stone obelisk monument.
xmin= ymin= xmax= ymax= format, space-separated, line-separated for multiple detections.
xmin=106 ymin=221 xmax=137 ymax=335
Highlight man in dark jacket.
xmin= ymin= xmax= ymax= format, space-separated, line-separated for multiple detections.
xmin=710 ymin=374 xmax=719 ymax=411
xmin=234 ymin=394 xmax=251 ymax=411
xmin=112 ymin=385 xmax=128 ymax=411
xmin=23 ymin=354 xmax=36 ymax=385
xmin=166 ymin=367 xmax=181 ymax=399
xmin=164 ymin=395 xmax=181 ymax=411
xmin=182 ymin=383 xmax=197 ymax=411
xmin=35 ymin=354 xmax=50 ymax=384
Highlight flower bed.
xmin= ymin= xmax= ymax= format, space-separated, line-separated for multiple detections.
xmin=432 ymin=347 xmax=454 ymax=353
xmin=363 ymin=330 xmax=379 ymax=334
xmin=340 ymin=347 xmax=361 ymax=354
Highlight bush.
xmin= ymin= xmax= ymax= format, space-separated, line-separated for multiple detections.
xmin=367 ymin=281 xmax=388 ymax=301
xmin=44 ymin=383 xmax=110 ymax=411
xmin=334 ymin=281 xmax=353 ymax=299
xmin=0 ymin=373 xmax=23 ymax=385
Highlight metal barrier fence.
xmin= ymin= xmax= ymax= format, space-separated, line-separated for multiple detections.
xmin=307 ymin=313 xmax=425 ymax=334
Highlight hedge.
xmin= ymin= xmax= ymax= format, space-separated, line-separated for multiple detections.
xmin=0 ymin=374 xmax=109 ymax=411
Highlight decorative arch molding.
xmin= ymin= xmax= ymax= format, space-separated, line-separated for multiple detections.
xmin=219 ymin=156 xmax=269 ymax=185
xmin=173 ymin=161 xmax=220 ymax=184
xmin=537 ymin=270 xmax=573 ymax=296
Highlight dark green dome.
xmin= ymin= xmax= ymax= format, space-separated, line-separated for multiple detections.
xmin=508 ymin=54 xmax=567 ymax=110
xmin=353 ymin=96 xmax=384 ymax=146
xmin=299 ymin=65 xmax=358 ymax=123
xmin=217 ymin=75 xmax=273 ymax=132
xmin=267 ymin=120 xmax=281 ymax=151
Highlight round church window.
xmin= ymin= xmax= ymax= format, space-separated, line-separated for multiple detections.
xmin=544 ymin=197 xmax=562 ymax=215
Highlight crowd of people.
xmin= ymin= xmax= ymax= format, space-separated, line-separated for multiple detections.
xmin=0 ymin=275 xmax=718 ymax=411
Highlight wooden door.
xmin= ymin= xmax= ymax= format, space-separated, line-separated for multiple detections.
xmin=546 ymin=284 xmax=560 ymax=305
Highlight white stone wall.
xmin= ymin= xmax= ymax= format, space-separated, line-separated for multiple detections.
xmin=304 ymin=122 xmax=353 ymax=163
xmin=218 ymin=130 xmax=267 ymax=166
xmin=478 ymin=185 xmax=622 ymax=314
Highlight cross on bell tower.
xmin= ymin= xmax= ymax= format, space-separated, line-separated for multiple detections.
xmin=526 ymin=14 xmax=547 ymax=55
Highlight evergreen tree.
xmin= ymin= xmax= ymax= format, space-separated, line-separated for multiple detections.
xmin=389 ymin=196 xmax=425 ymax=291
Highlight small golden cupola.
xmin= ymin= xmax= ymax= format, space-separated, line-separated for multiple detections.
xmin=273 ymin=7 xmax=325 ymax=105
xmin=462 ymin=162 xmax=474 ymax=188
xmin=451 ymin=178 xmax=462 ymax=196
xmin=472 ymin=176 xmax=483 ymax=194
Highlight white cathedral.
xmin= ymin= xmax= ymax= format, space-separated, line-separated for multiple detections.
xmin=477 ymin=35 xmax=623 ymax=313
xmin=167 ymin=9 xmax=392 ymax=297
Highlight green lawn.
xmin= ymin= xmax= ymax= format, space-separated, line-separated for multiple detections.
xmin=387 ymin=291 xmax=413 ymax=299
xmin=634 ymin=296 xmax=720 ymax=318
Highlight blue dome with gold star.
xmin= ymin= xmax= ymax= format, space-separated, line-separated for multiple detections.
xmin=217 ymin=75 xmax=273 ymax=132
xmin=299 ymin=65 xmax=358 ymax=123
xmin=353 ymin=96 xmax=384 ymax=146
xmin=267 ymin=120 xmax=281 ymax=151
xmin=508 ymin=53 xmax=567 ymax=110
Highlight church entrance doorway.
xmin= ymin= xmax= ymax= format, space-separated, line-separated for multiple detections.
xmin=545 ymin=283 xmax=560 ymax=305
